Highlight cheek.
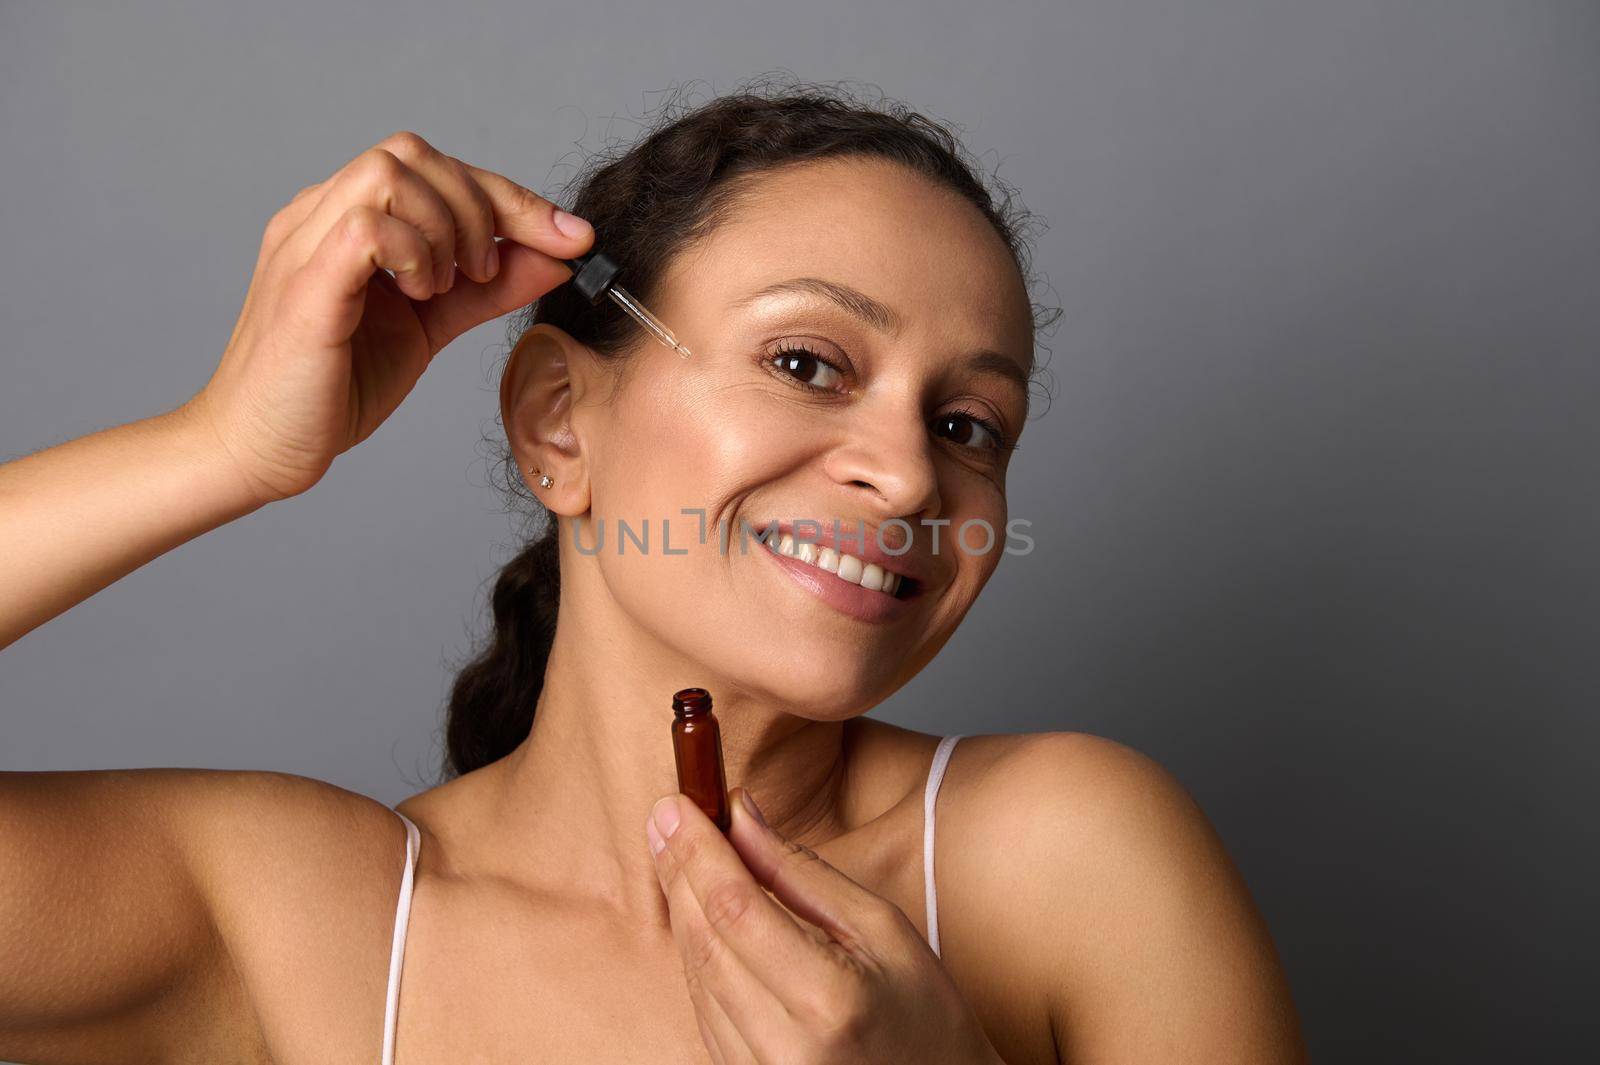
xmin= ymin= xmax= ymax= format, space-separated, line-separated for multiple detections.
xmin=598 ymin=356 xmax=822 ymax=526
xmin=581 ymin=372 xmax=790 ymax=624
xmin=605 ymin=408 xmax=785 ymax=531
xmin=951 ymin=495 xmax=1009 ymax=579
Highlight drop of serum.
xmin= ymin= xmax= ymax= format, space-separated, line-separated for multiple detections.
xmin=671 ymin=687 xmax=731 ymax=833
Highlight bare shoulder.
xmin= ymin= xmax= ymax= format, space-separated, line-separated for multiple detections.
xmin=176 ymin=769 xmax=417 ymax=1056
xmin=939 ymin=732 xmax=1243 ymax=899
xmin=166 ymin=768 xmax=411 ymax=927
xmin=942 ymin=730 xmax=1208 ymax=850
xmin=0 ymin=764 xmax=406 ymax=901
xmin=171 ymin=767 xmax=405 ymax=857
xmin=0 ymin=767 xmax=411 ymax=1060
xmin=938 ymin=731 xmax=1307 ymax=1064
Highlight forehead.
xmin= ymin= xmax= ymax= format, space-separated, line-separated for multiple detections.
xmin=675 ymin=157 xmax=1035 ymax=360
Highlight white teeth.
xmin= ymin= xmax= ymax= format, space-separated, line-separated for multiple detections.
xmin=836 ymin=553 xmax=863 ymax=584
xmin=761 ymin=530 xmax=902 ymax=596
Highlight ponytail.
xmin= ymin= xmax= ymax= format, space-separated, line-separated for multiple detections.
xmin=442 ymin=520 xmax=560 ymax=778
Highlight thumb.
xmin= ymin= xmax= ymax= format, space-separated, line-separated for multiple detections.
xmin=414 ymin=241 xmax=573 ymax=353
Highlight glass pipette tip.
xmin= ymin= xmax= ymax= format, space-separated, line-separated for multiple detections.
xmin=565 ymin=250 xmax=693 ymax=358
xmin=605 ymin=284 xmax=693 ymax=358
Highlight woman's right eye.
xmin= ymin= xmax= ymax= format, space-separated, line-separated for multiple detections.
xmin=769 ymin=343 xmax=848 ymax=392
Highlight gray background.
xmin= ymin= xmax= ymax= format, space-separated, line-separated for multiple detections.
xmin=3 ymin=1 xmax=1596 ymax=1061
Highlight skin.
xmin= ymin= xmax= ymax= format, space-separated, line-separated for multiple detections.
xmin=0 ymin=131 xmax=1306 ymax=1063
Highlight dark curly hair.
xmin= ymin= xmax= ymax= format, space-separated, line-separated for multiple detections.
xmin=440 ymin=75 xmax=1060 ymax=781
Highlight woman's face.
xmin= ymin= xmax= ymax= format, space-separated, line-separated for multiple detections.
xmin=567 ymin=156 xmax=1035 ymax=717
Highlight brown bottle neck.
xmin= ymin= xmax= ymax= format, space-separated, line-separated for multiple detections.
xmin=672 ymin=687 xmax=713 ymax=718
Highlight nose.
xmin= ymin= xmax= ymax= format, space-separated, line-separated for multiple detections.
xmin=822 ymin=404 xmax=943 ymax=522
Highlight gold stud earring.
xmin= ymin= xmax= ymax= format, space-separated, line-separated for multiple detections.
xmin=530 ymin=466 xmax=554 ymax=489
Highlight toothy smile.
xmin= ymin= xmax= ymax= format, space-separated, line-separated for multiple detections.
xmin=757 ymin=527 xmax=910 ymax=598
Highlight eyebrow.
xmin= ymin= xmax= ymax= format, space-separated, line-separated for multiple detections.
xmin=730 ymin=276 xmax=904 ymax=334
xmin=964 ymin=350 xmax=1032 ymax=393
xmin=732 ymin=275 xmax=1033 ymax=393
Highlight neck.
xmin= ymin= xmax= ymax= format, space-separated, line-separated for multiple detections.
xmin=475 ymin=572 xmax=855 ymax=920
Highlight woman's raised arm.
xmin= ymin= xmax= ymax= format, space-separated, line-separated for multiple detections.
xmin=0 ymin=401 xmax=264 ymax=649
xmin=0 ymin=129 xmax=594 ymax=650
xmin=0 ymin=131 xmax=597 ymax=1059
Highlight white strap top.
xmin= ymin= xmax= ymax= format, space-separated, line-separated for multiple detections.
xmin=382 ymin=811 xmax=420 ymax=1065
xmin=923 ymin=733 xmax=963 ymax=959
xmin=377 ymin=733 xmax=963 ymax=1061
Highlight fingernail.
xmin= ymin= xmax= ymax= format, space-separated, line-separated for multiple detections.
xmin=553 ymin=208 xmax=592 ymax=239
xmin=740 ymin=789 xmax=769 ymax=828
xmin=484 ymin=240 xmax=500 ymax=279
xmin=646 ymin=814 xmax=666 ymax=856
xmin=652 ymin=795 xmax=681 ymax=840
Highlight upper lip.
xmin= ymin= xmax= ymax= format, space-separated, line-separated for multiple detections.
xmin=750 ymin=518 xmax=942 ymax=586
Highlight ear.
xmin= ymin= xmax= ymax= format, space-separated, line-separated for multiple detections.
xmin=501 ymin=323 xmax=592 ymax=515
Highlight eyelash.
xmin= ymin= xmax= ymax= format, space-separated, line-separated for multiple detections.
xmin=765 ymin=342 xmax=1019 ymax=454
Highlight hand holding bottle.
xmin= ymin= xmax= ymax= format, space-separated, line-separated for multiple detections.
xmin=644 ymin=788 xmax=1007 ymax=1065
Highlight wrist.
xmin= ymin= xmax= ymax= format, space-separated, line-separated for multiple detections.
xmin=163 ymin=396 xmax=280 ymax=514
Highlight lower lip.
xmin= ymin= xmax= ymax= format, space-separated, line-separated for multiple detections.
xmin=758 ymin=541 xmax=911 ymax=623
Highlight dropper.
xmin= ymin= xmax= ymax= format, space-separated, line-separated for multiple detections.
xmin=564 ymin=252 xmax=693 ymax=358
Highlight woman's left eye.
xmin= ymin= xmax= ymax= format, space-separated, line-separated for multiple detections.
xmin=932 ymin=409 xmax=1007 ymax=451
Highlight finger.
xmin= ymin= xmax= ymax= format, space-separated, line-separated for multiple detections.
xmin=457 ymin=160 xmax=595 ymax=257
xmin=649 ymin=799 xmax=801 ymax=1036
xmin=411 ymin=239 xmax=573 ymax=353
xmin=691 ymin=999 xmax=731 ymax=1065
xmin=285 ymin=205 xmax=436 ymax=344
xmin=649 ymin=795 xmax=832 ymax=1029
xmin=727 ymin=787 xmax=910 ymax=961
xmin=677 ymin=927 xmax=756 ymax=1065
xmin=290 ymin=146 xmax=459 ymax=292
xmin=378 ymin=134 xmax=500 ymax=285
xmin=260 ymin=181 xmax=327 ymax=259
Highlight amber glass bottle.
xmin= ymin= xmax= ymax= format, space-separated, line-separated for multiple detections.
xmin=671 ymin=687 xmax=730 ymax=832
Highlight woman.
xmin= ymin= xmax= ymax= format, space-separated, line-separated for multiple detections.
xmin=0 ymin=87 xmax=1306 ymax=1063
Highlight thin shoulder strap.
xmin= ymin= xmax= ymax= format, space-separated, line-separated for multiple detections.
xmin=382 ymin=810 xmax=421 ymax=1065
xmin=922 ymin=734 xmax=963 ymax=959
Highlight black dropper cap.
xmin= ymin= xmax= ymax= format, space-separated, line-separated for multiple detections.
xmin=564 ymin=251 xmax=621 ymax=304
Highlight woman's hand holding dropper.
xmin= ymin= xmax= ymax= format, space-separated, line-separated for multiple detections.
xmin=188 ymin=130 xmax=595 ymax=506
xmin=0 ymin=131 xmax=592 ymax=650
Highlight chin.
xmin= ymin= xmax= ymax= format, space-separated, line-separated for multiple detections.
xmin=694 ymin=639 xmax=906 ymax=720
